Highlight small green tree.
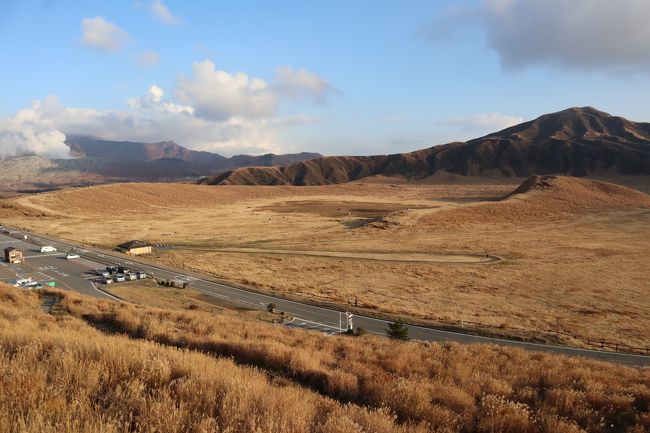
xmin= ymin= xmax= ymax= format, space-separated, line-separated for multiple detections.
xmin=386 ymin=318 xmax=409 ymax=340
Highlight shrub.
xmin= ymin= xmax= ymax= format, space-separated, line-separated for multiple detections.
xmin=386 ymin=318 xmax=409 ymax=340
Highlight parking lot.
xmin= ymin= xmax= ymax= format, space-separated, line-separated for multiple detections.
xmin=0 ymin=231 xmax=117 ymax=300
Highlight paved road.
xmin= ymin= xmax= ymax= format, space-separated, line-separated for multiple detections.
xmin=1 ymin=226 xmax=649 ymax=366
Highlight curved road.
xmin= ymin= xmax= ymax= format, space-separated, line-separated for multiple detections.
xmin=1 ymin=225 xmax=648 ymax=366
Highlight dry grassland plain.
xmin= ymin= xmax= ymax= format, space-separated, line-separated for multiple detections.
xmin=3 ymin=176 xmax=650 ymax=348
xmin=2 ymin=285 xmax=649 ymax=433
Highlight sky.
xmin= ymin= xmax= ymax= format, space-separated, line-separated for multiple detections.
xmin=1 ymin=0 xmax=650 ymax=159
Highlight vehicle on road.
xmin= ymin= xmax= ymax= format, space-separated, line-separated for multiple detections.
xmin=40 ymin=245 xmax=57 ymax=253
xmin=24 ymin=282 xmax=43 ymax=289
xmin=13 ymin=277 xmax=32 ymax=287
xmin=66 ymin=254 xmax=80 ymax=260
xmin=113 ymin=274 xmax=125 ymax=282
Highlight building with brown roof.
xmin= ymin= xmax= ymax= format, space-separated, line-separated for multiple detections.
xmin=117 ymin=240 xmax=152 ymax=255
xmin=4 ymin=247 xmax=23 ymax=263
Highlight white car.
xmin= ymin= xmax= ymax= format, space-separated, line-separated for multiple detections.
xmin=13 ymin=277 xmax=32 ymax=287
xmin=66 ymin=254 xmax=80 ymax=260
xmin=113 ymin=274 xmax=126 ymax=282
xmin=40 ymin=246 xmax=57 ymax=253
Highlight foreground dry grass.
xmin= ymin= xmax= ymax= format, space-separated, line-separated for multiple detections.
xmin=3 ymin=177 xmax=650 ymax=347
xmin=2 ymin=285 xmax=650 ymax=433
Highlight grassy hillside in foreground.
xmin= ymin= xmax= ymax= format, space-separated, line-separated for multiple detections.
xmin=1 ymin=285 xmax=649 ymax=433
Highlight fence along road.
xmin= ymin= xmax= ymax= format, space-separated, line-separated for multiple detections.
xmin=3 ymin=225 xmax=650 ymax=366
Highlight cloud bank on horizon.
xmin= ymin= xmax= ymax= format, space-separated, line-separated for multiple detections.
xmin=0 ymin=60 xmax=331 ymax=159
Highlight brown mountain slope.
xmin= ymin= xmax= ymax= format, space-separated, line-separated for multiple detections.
xmin=418 ymin=176 xmax=650 ymax=227
xmin=65 ymin=134 xmax=225 ymax=163
xmin=202 ymin=107 xmax=650 ymax=186
xmin=65 ymin=134 xmax=321 ymax=171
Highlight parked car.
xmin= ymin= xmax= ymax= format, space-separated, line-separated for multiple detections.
xmin=66 ymin=254 xmax=80 ymax=260
xmin=40 ymin=245 xmax=57 ymax=253
xmin=103 ymin=277 xmax=113 ymax=285
xmin=106 ymin=266 xmax=118 ymax=274
xmin=113 ymin=274 xmax=125 ymax=282
xmin=13 ymin=277 xmax=32 ymax=287
xmin=125 ymin=273 xmax=137 ymax=281
xmin=24 ymin=282 xmax=43 ymax=289
xmin=136 ymin=271 xmax=147 ymax=279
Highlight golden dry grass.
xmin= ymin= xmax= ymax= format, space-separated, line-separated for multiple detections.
xmin=3 ymin=177 xmax=650 ymax=348
xmin=2 ymin=285 xmax=649 ymax=433
xmin=104 ymin=280 xmax=289 ymax=322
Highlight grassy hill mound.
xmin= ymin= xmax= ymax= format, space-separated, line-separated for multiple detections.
xmin=420 ymin=176 xmax=650 ymax=226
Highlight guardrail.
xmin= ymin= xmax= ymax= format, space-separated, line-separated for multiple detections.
xmin=455 ymin=318 xmax=650 ymax=355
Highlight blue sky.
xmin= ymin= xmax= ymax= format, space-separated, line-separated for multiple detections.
xmin=1 ymin=0 xmax=650 ymax=158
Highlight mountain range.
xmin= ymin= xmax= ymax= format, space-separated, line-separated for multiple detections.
xmin=2 ymin=106 xmax=650 ymax=192
xmin=0 ymin=136 xmax=321 ymax=191
xmin=201 ymin=107 xmax=650 ymax=186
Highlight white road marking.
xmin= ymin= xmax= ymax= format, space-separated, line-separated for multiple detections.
xmin=89 ymin=280 xmax=122 ymax=302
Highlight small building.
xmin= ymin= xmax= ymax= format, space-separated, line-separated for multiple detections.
xmin=117 ymin=240 xmax=153 ymax=255
xmin=4 ymin=247 xmax=23 ymax=264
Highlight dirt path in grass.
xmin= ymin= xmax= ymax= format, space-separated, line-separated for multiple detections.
xmin=183 ymin=246 xmax=501 ymax=264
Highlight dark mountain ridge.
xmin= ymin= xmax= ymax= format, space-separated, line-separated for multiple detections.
xmin=200 ymin=107 xmax=650 ymax=186
xmin=63 ymin=134 xmax=321 ymax=180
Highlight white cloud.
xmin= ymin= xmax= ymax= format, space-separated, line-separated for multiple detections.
xmin=174 ymin=61 xmax=336 ymax=121
xmin=440 ymin=112 xmax=523 ymax=134
xmin=273 ymin=66 xmax=334 ymax=102
xmin=0 ymin=61 xmax=333 ymax=158
xmin=149 ymin=0 xmax=183 ymax=25
xmin=481 ymin=0 xmax=650 ymax=72
xmin=175 ymin=60 xmax=277 ymax=121
xmin=81 ymin=16 xmax=129 ymax=53
xmin=0 ymin=90 xmax=290 ymax=158
xmin=127 ymin=85 xmax=194 ymax=114
xmin=135 ymin=50 xmax=161 ymax=67
xmin=422 ymin=0 xmax=650 ymax=74
xmin=0 ymin=96 xmax=70 ymax=159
